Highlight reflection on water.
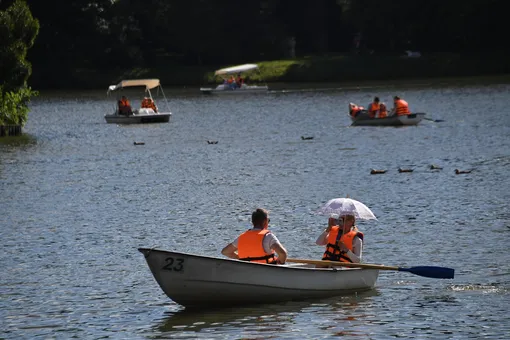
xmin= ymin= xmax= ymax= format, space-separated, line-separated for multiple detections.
xmin=155 ymin=291 xmax=379 ymax=338
xmin=0 ymin=133 xmax=37 ymax=147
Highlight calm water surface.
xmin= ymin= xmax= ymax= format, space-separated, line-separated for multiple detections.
xmin=1 ymin=80 xmax=509 ymax=339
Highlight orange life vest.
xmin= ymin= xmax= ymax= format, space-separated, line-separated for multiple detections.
xmin=395 ymin=99 xmax=410 ymax=116
xmin=238 ymin=229 xmax=277 ymax=264
xmin=322 ymin=226 xmax=364 ymax=263
xmin=368 ymin=102 xmax=380 ymax=118
xmin=141 ymin=98 xmax=157 ymax=111
xmin=350 ymin=104 xmax=364 ymax=117
xmin=119 ymin=99 xmax=130 ymax=108
xmin=379 ymin=103 xmax=388 ymax=118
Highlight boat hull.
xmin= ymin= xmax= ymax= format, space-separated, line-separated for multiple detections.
xmin=200 ymin=85 xmax=269 ymax=95
xmin=351 ymin=112 xmax=425 ymax=126
xmin=104 ymin=112 xmax=171 ymax=124
xmin=139 ymin=248 xmax=379 ymax=308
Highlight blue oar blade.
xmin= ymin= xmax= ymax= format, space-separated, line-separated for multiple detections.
xmin=399 ymin=266 xmax=455 ymax=279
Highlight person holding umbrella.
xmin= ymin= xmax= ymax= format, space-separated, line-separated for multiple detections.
xmin=315 ymin=197 xmax=377 ymax=264
xmin=316 ymin=213 xmax=363 ymax=263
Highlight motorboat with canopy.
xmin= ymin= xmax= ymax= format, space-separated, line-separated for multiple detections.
xmin=105 ymin=79 xmax=171 ymax=124
xmin=200 ymin=63 xmax=269 ymax=94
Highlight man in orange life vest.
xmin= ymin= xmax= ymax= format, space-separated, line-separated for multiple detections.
xmin=391 ymin=95 xmax=411 ymax=116
xmin=315 ymin=214 xmax=363 ymax=264
xmin=221 ymin=208 xmax=288 ymax=264
xmin=367 ymin=96 xmax=381 ymax=118
xmin=118 ymin=95 xmax=132 ymax=115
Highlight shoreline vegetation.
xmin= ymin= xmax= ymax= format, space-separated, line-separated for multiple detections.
xmin=30 ymin=53 xmax=510 ymax=91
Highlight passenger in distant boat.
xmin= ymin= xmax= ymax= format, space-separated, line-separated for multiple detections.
xmin=141 ymin=97 xmax=158 ymax=112
xmin=227 ymin=75 xmax=237 ymax=89
xmin=315 ymin=214 xmax=363 ymax=265
xmin=378 ymin=102 xmax=388 ymax=118
xmin=349 ymin=103 xmax=364 ymax=117
xmin=118 ymin=95 xmax=132 ymax=115
xmin=368 ymin=97 xmax=381 ymax=118
xmin=221 ymin=208 xmax=288 ymax=265
xmin=391 ymin=96 xmax=411 ymax=116
xmin=236 ymin=73 xmax=244 ymax=88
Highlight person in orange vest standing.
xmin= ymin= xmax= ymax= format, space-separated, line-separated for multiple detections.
xmin=222 ymin=208 xmax=288 ymax=264
xmin=367 ymin=97 xmax=381 ymax=118
xmin=315 ymin=214 xmax=363 ymax=264
xmin=392 ymin=95 xmax=411 ymax=116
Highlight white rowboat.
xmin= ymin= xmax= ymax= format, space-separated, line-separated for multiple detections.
xmin=138 ymin=248 xmax=379 ymax=309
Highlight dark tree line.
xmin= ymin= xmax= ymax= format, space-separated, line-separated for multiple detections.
xmin=2 ymin=0 xmax=508 ymax=91
xmin=24 ymin=0 xmax=507 ymax=70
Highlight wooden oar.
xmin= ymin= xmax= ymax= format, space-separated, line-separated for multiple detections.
xmin=287 ymin=258 xmax=454 ymax=279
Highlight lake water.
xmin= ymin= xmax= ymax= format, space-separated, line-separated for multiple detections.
xmin=1 ymin=79 xmax=509 ymax=339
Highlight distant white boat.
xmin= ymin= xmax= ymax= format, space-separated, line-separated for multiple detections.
xmin=138 ymin=248 xmax=379 ymax=309
xmin=105 ymin=79 xmax=171 ymax=124
xmin=200 ymin=64 xmax=269 ymax=94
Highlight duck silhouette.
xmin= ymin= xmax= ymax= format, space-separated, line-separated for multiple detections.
xmin=207 ymin=140 xmax=218 ymax=144
xmin=370 ymin=169 xmax=387 ymax=175
xmin=430 ymin=164 xmax=443 ymax=170
xmin=455 ymin=169 xmax=472 ymax=174
xmin=133 ymin=141 xmax=145 ymax=145
xmin=398 ymin=168 xmax=414 ymax=173
xmin=301 ymin=136 xmax=314 ymax=140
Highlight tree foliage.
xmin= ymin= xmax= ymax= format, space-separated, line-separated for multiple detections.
xmin=0 ymin=0 xmax=39 ymax=127
xmin=11 ymin=0 xmax=510 ymax=89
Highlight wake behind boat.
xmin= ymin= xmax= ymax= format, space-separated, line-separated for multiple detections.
xmin=200 ymin=64 xmax=269 ymax=95
xmin=138 ymin=248 xmax=379 ymax=309
xmin=105 ymin=79 xmax=171 ymax=124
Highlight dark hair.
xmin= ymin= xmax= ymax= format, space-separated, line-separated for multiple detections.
xmin=252 ymin=208 xmax=268 ymax=227
xmin=394 ymin=96 xmax=400 ymax=100
xmin=343 ymin=215 xmax=356 ymax=223
xmin=374 ymin=96 xmax=380 ymax=102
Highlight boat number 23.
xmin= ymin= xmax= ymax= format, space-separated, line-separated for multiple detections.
xmin=162 ymin=257 xmax=184 ymax=272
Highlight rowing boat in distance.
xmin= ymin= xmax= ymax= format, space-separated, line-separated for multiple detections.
xmin=349 ymin=108 xmax=425 ymax=126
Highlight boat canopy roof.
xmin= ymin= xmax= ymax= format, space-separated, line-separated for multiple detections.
xmin=215 ymin=64 xmax=259 ymax=76
xmin=108 ymin=79 xmax=161 ymax=92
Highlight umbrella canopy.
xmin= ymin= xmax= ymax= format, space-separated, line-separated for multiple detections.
xmin=317 ymin=198 xmax=377 ymax=220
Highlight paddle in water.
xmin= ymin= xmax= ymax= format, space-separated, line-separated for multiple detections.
xmin=287 ymin=258 xmax=454 ymax=279
xmin=423 ymin=117 xmax=445 ymax=122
